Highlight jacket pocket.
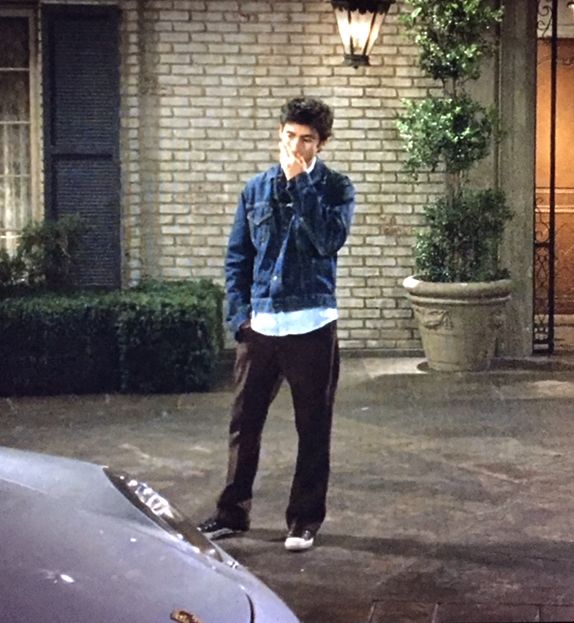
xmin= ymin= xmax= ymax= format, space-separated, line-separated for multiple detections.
xmin=247 ymin=202 xmax=273 ymax=247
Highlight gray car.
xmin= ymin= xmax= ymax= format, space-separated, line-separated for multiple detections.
xmin=0 ymin=446 xmax=300 ymax=623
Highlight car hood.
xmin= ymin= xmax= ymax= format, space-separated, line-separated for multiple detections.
xmin=0 ymin=448 xmax=257 ymax=623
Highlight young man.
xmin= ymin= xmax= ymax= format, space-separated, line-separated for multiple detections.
xmin=198 ymin=96 xmax=355 ymax=551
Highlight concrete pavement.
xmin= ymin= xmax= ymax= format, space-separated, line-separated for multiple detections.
xmin=3 ymin=355 xmax=574 ymax=623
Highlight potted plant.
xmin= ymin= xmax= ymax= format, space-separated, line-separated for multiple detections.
xmin=398 ymin=0 xmax=512 ymax=372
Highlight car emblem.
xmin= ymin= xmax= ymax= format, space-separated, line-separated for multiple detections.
xmin=170 ymin=610 xmax=203 ymax=623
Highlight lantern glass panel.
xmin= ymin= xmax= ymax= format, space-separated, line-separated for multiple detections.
xmin=334 ymin=7 xmax=385 ymax=57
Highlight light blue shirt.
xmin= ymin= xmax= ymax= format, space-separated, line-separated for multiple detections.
xmin=250 ymin=157 xmax=337 ymax=337
xmin=251 ymin=307 xmax=338 ymax=336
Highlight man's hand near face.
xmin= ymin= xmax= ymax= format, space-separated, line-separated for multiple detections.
xmin=279 ymin=141 xmax=307 ymax=181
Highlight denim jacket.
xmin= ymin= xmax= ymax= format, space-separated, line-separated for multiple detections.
xmin=225 ymin=158 xmax=355 ymax=338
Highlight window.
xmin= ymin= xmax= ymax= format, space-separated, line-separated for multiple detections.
xmin=0 ymin=11 xmax=38 ymax=253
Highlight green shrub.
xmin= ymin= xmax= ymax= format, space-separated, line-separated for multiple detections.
xmin=0 ymin=292 xmax=119 ymax=395
xmin=414 ymin=189 xmax=512 ymax=282
xmin=0 ymin=280 xmax=223 ymax=396
xmin=397 ymin=94 xmax=499 ymax=176
xmin=0 ymin=215 xmax=86 ymax=292
xmin=118 ymin=280 xmax=224 ymax=393
xmin=0 ymin=248 xmax=25 ymax=289
xmin=399 ymin=0 xmax=504 ymax=82
xmin=397 ymin=0 xmax=511 ymax=283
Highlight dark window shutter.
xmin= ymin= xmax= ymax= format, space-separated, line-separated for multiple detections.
xmin=42 ymin=5 xmax=121 ymax=288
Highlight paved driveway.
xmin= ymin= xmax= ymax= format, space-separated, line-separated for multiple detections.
xmin=3 ymin=357 xmax=574 ymax=623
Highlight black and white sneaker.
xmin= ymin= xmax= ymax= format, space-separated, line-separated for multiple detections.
xmin=284 ymin=527 xmax=316 ymax=552
xmin=197 ymin=516 xmax=248 ymax=540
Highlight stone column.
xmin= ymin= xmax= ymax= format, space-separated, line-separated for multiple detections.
xmin=136 ymin=0 xmax=161 ymax=279
xmin=498 ymin=0 xmax=538 ymax=357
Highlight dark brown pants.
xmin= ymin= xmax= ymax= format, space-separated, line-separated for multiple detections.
xmin=216 ymin=321 xmax=339 ymax=532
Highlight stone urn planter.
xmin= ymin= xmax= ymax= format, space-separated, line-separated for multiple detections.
xmin=403 ymin=276 xmax=512 ymax=372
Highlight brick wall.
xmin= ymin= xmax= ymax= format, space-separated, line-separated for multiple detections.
xmin=120 ymin=0 xmax=445 ymax=351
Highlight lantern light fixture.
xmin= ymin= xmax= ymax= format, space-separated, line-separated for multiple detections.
xmin=568 ymin=0 xmax=574 ymax=12
xmin=330 ymin=0 xmax=395 ymax=68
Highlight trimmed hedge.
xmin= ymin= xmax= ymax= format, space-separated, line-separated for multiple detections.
xmin=0 ymin=280 xmax=224 ymax=396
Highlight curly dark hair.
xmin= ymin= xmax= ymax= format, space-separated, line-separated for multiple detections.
xmin=279 ymin=97 xmax=334 ymax=144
